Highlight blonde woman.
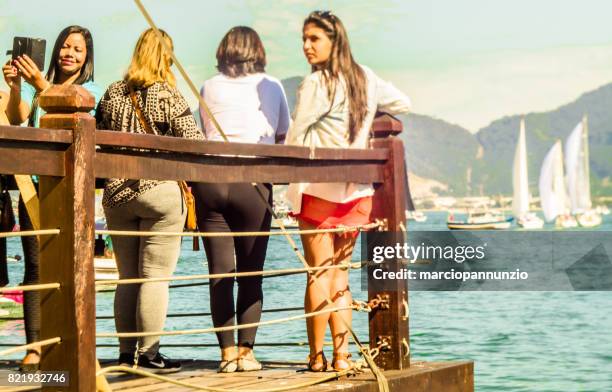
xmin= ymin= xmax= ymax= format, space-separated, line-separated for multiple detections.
xmin=285 ymin=11 xmax=411 ymax=371
xmin=96 ymin=28 xmax=204 ymax=373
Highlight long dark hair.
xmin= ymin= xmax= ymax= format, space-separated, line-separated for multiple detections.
xmin=216 ymin=26 xmax=266 ymax=78
xmin=46 ymin=25 xmax=95 ymax=85
xmin=304 ymin=11 xmax=367 ymax=143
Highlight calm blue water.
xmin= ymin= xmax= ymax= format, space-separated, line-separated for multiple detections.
xmin=2 ymin=211 xmax=612 ymax=391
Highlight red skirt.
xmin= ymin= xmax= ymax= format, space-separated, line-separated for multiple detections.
xmin=290 ymin=194 xmax=373 ymax=235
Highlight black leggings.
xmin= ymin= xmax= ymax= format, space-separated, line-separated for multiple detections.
xmin=192 ymin=183 xmax=272 ymax=349
xmin=19 ymin=193 xmax=40 ymax=344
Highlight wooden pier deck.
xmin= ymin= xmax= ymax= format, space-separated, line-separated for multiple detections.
xmin=0 ymin=360 xmax=473 ymax=391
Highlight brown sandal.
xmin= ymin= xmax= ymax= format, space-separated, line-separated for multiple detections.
xmin=307 ymin=351 xmax=327 ymax=372
xmin=19 ymin=350 xmax=40 ymax=372
xmin=331 ymin=352 xmax=353 ymax=372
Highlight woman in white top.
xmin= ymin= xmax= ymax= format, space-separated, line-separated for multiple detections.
xmin=193 ymin=26 xmax=290 ymax=373
xmin=284 ymin=11 xmax=411 ymax=372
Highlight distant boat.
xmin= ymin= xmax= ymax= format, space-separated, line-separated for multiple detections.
xmin=564 ymin=116 xmax=602 ymax=227
xmin=447 ymin=210 xmax=512 ymax=230
xmin=406 ymin=210 xmax=427 ymax=222
xmin=512 ymin=118 xmax=544 ymax=229
xmin=539 ymin=141 xmax=577 ymax=228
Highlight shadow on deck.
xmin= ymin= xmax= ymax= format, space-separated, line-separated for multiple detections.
xmin=1 ymin=359 xmax=473 ymax=391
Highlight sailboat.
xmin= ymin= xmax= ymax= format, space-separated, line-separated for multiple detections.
xmin=539 ymin=141 xmax=578 ymax=228
xmin=564 ymin=116 xmax=602 ymax=227
xmin=512 ymin=118 xmax=544 ymax=229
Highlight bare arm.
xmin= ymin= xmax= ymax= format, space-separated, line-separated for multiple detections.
xmin=3 ymin=56 xmax=51 ymax=125
xmin=2 ymin=61 xmax=29 ymax=124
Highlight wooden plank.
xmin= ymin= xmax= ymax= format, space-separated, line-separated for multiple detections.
xmin=95 ymin=130 xmax=388 ymax=161
xmin=0 ymin=146 xmax=65 ymax=176
xmin=0 ymin=124 xmax=72 ymax=144
xmin=370 ymin=113 xmax=404 ymax=138
xmin=0 ymin=360 xmax=474 ymax=392
xmin=94 ymin=152 xmax=385 ymax=184
xmin=38 ymin=110 xmax=97 ymax=392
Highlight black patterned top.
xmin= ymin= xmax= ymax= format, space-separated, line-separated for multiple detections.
xmin=96 ymin=80 xmax=204 ymax=208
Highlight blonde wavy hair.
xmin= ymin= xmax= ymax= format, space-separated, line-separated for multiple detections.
xmin=125 ymin=28 xmax=175 ymax=89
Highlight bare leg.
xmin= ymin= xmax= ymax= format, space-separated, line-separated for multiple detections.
xmin=329 ymin=233 xmax=357 ymax=369
xmin=300 ymin=220 xmax=334 ymax=359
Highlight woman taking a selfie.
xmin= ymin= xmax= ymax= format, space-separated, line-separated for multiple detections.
xmin=285 ymin=11 xmax=411 ymax=372
xmin=96 ymin=28 xmax=203 ymax=374
xmin=1 ymin=25 xmax=101 ymax=371
xmin=195 ymin=26 xmax=289 ymax=373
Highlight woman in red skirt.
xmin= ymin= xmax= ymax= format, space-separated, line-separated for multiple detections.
xmin=285 ymin=11 xmax=411 ymax=372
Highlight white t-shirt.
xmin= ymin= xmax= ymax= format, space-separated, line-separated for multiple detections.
xmin=199 ymin=73 xmax=290 ymax=144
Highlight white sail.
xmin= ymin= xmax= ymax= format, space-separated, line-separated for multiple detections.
xmin=512 ymin=118 xmax=529 ymax=217
xmin=539 ymin=141 xmax=569 ymax=222
xmin=564 ymin=118 xmax=592 ymax=213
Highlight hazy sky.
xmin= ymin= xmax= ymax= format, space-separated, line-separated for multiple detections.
xmin=2 ymin=0 xmax=612 ymax=130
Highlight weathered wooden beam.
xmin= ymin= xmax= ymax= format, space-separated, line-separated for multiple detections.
xmin=369 ymin=113 xmax=410 ymax=370
xmin=95 ymin=152 xmax=385 ymax=183
xmin=38 ymin=85 xmax=96 ymax=392
xmin=95 ymin=130 xmax=388 ymax=161
xmin=0 ymin=124 xmax=73 ymax=144
xmin=0 ymin=145 xmax=65 ymax=176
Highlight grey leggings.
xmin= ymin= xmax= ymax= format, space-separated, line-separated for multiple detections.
xmin=104 ymin=181 xmax=186 ymax=359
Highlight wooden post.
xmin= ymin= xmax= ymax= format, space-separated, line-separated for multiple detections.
xmin=369 ymin=113 xmax=410 ymax=370
xmin=38 ymin=85 xmax=96 ymax=391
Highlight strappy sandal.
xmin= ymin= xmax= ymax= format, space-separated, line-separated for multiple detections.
xmin=218 ymin=358 xmax=238 ymax=373
xmin=237 ymin=351 xmax=262 ymax=372
xmin=307 ymin=351 xmax=327 ymax=372
xmin=331 ymin=352 xmax=353 ymax=372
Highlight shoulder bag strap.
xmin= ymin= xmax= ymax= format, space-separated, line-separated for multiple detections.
xmin=128 ymin=85 xmax=155 ymax=135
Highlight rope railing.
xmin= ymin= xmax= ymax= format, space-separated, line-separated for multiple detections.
xmin=0 ymin=282 xmax=60 ymax=293
xmin=96 ymin=280 xmax=210 ymax=293
xmin=94 ymin=261 xmax=368 ymax=293
xmin=96 ymin=306 xmax=306 ymax=320
xmin=0 ymin=341 xmax=370 ymax=348
xmin=97 ymin=304 xmax=358 ymax=338
xmin=96 ymin=221 xmax=381 ymax=238
xmin=94 ymin=262 xmax=361 ymax=286
xmin=0 ymin=228 xmax=60 ymax=238
xmin=0 ymin=337 xmax=61 ymax=356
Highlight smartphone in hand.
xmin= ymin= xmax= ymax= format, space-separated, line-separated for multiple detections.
xmin=6 ymin=37 xmax=46 ymax=71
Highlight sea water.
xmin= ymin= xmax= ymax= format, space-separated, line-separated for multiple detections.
xmin=2 ymin=212 xmax=611 ymax=391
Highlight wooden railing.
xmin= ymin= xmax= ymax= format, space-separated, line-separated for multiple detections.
xmin=0 ymin=85 xmax=410 ymax=391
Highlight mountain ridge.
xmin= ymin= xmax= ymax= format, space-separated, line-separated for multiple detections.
xmin=281 ymin=77 xmax=612 ymax=197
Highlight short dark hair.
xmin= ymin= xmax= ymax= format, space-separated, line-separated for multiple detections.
xmin=216 ymin=26 xmax=266 ymax=78
xmin=46 ymin=25 xmax=95 ymax=85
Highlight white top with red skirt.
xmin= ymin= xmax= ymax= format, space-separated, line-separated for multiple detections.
xmin=284 ymin=65 xmax=411 ymax=213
